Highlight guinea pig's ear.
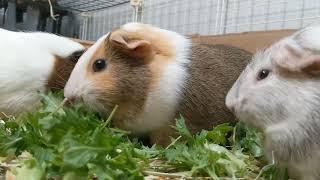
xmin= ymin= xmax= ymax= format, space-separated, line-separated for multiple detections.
xmin=69 ymin=49 xmax=85 ymax=63
xmin=274 ymin=43 xmax=320 ymax=75
xmin=109 ymin=32 xmax=153 ymax=59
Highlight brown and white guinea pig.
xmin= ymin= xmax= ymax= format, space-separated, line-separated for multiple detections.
xmin=226 ymin=25 xmax=320 ymax=179
xmin=0 ymin=28 xmax=85 ymax=116
xmin=64 ymin=22 xmax=252 ymax=145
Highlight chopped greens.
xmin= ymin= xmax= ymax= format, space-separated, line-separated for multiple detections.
xmin=0 ymin=92 xmax=286 ymax=179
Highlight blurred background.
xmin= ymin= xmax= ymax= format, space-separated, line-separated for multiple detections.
xmin=0 ymin=0 xmax=319 ymax=41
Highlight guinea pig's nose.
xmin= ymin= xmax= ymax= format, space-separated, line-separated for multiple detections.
xmin=225 ymin=94 xmax=236 ymax=114
xmin=226 ymin=101 xmax=236 ymax=113
xmin=229 ymin=106 xmax=235 ymax=114
xmin=64 ymin=85 xmax=81 ymax=105
xmin=65 ymin=95 xmax=81 ymax=106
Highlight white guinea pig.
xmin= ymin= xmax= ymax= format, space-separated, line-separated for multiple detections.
xmin=0 ymin=28 xmax=85 ymax=116
xmin=64 ymin=22 xmax=251 ymax=145
xmin=226 ymin=25 xmax=320 ymax=179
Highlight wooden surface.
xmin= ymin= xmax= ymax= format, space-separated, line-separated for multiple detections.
xmin=72 ymin=29 xmax=296 ymax=53
xmin=190 ymin=29 xmax=296 ymax=53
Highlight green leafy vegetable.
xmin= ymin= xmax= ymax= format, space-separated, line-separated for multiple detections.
xmin=0 ymin=92 xmax=284 ymax=179
xmin=206 ymin=123 xmax=234 ymax=145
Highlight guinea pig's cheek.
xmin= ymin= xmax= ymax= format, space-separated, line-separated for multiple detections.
xmin=81 ymin=75 xmax=117 ymax=110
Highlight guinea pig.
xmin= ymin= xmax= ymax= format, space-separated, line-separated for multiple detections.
xmin=0 ymin=28 xmax=85 ymax=116
xmin=64 ymin=22 xmax=252 ymax=145
xmin=226 ymin=25 xmax=320 ymax=179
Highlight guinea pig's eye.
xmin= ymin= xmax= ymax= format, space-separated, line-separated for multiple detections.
xmin=93 ymin=59 xmax=107 ymax=72
xmin=257 ymin=69 xmax=270 ymax=81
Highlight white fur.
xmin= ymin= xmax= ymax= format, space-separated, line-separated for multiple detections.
xmin=293 ymin=24 xmax=320 ymax=51
xmin=126 ymin=25 xmax=191 ymax=132
xmin=122 ymin=22 xmax=143 ymax=32
xmin=226 ymin=25 xmax=320 ymax=179
xmin=0 ymin=28 xmax=84 ymax=115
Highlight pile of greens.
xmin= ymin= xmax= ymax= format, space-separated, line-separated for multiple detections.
xmin=0 ymin=92 xmax=285 ymax=179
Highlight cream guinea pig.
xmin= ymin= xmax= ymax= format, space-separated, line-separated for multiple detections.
xmin=226 ymin=25 xmax=320 ymax=179
xmin=64 ymin=23 xmax=251 ymax=145
xmin=0 ymin=28 xmax=85 ymax=116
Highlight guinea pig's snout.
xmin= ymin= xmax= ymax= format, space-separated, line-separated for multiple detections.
xmin=64 ymin=83 xmax=81 ymax=105
xmin=229 ymin=106 xmax=236 ymax=114
xmin=226 ymin=98 xmax=236 ymax=114
xmin=225 ymin=90 xmax=238 ymax=114
xmin=65 ymin=95 xmax=81 ymax=105
xmin=64 ymin=89 xmax=82 ymax=105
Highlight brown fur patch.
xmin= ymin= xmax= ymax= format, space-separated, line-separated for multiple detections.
xmin=179 ymin=43 xmax=252 ymax=131
xmin=47 ymin=50 xmax=84 ymax=91
xmin=302 ymin=61 xmax=320 ymax=74
xmin=150 ymin=43 xmax=252 ymax=145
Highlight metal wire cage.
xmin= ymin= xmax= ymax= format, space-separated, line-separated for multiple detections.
xmin=0 ymin=0 xmax=133 ymax=38
xmin=1 ymin=0 xmax=320 ymax=41
xmin=57 ymin=0 xmax=130 ymax=12
xmin=74 ymin=0 xmax=320 ymax=40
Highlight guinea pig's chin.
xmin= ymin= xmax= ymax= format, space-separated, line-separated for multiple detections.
xmin=236 ymin=110 xmax=265 ymax=129
xmin=82 ymin=95 xmax=107 ymax=115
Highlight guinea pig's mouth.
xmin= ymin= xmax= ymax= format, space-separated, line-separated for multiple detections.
xmin=230 ymin=104 xmax=244 ymax=120
xmin=86 ymin=99 xmax=106 ymax=114
xmin=82 ymin=94 xmax=117 ymax=117
xmin=234 ymin=106 xmax=264 ymax=129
